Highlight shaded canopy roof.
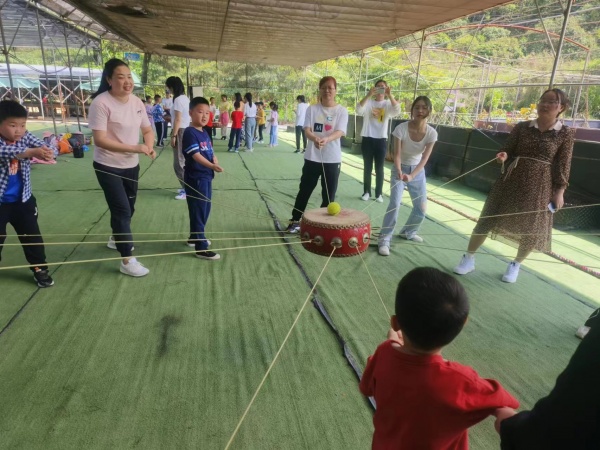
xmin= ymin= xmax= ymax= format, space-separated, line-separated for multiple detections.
xmin=60 ymin=0 xmax=514 ymax=66
xmin=0 ymin=0 xmax=117 ymax=49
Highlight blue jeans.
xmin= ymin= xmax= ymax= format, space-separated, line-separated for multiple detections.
xmin=378 ymin=164 xmax=427 ymax=248
xmin=245 ymin=118 xmax=256 ymax=150
xmin=270 ymin=124 xmax=278 ymax=145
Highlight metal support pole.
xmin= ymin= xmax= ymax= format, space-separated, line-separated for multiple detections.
xmin=414 ymin=30 xmax=426 ymax=98
xmin=355 ymin=51 xmax=364 ymax=143
xmin=63 ymin=23 xmax=81 ymax=131
xmin=549 ymin=0 xmax=573 ymax=89
xmin=0 ymin=7 xmax=14 ymax=93
xmin=571 ymin=50 xmax=589 ymax=125
xmin=35 ymin=5 xmax=58 ymax=135
xmin=534 ymin=0 xmax=556 ymax=57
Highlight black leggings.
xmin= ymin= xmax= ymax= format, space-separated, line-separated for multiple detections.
xmin=258 ymin=124 xmax=265 ymax=141
xmin=361 ymin=137 xmax=387 ymax=198
xmin=291 ymin=159 xmax=340 ymax=221
xmin=94 ymin=161 xmax=139 ymax=257
xmin=154 ymin=122 xmax=165 ymax=146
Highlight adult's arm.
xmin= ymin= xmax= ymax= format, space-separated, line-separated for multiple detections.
xmin=551 ymin=127 xmax=575 ymax=209
xmin=92 ymin=130 xmax=149 ymax=154
xmin=500 ymin=313 xmax=600 ymax=450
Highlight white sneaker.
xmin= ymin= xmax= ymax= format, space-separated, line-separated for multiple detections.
xmin=175 ymin=189 xmax=186 ymax=200
xmin=107 ymin=236 xmax=134 ymax=250
xmin=375 ymin=195 xmax=384 ymax=203
xmin=575 ymin=325 xmax=591 ymax=340
xmin=187 ymin=239 xmax=211 ymax=247
xmin=502 ymin=261 xmax=521 ymax=283
xmin=400 ymin=233 xmax=424 ymax=243
xmin=378 ymin=246 xmax=390 ymax=256
xmin=454 ymin=254 xmax=475 ymax=275
xmin=361 ymin=193 xmax=370 ymax=201
xmin=120 ymin=258 xmax=149 ymax=277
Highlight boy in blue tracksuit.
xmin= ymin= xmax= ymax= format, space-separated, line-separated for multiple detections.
xmin=181 ymin=97 xmax=223 ymax=260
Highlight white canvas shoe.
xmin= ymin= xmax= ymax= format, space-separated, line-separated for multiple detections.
xmin=361 ymin=193 xmax=370 ymax=201
xmin=502 ymin=261 xmax=521 ymax=283
xmin=120 ymin=258 xmax=149 ymax=277
xmin=575 ymin=325 xmax=590 ymax=340
xmin=175 ymin=189 xmax=186 ymax=200
xmin=375 ymin=195 xmax=384 ymax=203
xmin=454 ymin=254 xmax=475 ymax=275
xmin=400 ymin=233 xmax=423 ymax=243
xmin=378 ymin=246 xmax=390 ymax=256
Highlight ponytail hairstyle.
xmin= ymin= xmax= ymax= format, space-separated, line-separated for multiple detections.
xmin=165 ymin=76 xmax=185 ymax=99
xmin=244 ymin=92 xmax=253 ymax=107
xmin=92 ymin=58 xmax=129 ymax=99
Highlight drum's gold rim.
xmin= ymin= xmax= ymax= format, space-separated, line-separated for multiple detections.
xmin=300 ymin=218 xmax=371 ymax=230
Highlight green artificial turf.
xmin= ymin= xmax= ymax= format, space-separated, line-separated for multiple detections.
xmin=0 ymin=125 xmax=597 ymax=449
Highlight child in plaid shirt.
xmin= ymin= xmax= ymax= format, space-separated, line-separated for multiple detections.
xmin=0 ymin=100 xmax=55 ymax=287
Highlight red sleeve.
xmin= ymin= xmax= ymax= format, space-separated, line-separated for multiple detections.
xmin=359 ymin=352 xmax=378 ymax=397
xmin=457 ymin=365 xmax=520 ymax=423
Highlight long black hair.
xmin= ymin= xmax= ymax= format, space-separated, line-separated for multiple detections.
xmin=234 ymin=92 xmax=243 ymax=104
xmin=165 ymin=76 xmax=185 ymax=99
xmin=92 ymin=58 xmax=129 ymax=99
xmin=244 ymin=92 xmax=253 ymax=107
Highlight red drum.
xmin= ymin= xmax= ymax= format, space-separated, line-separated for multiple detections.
xmin=300 ymin=208 xmax=371 ymax=257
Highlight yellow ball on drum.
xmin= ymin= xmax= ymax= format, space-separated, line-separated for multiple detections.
xmin=327 ymin=202 xmax=341 ymax=216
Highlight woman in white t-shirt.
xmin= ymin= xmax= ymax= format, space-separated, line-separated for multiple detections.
xmin=286 ymin=76 xmax=349 ymax=233
xmin=88 ymin=58 xmax=156 ymax=277
xmin=356 ymin=79 xmax=401 ymax=202
xmin=378 ymin=96 xmax=437 ymax=256
xmin=294 ymin=95 xmax=309 ymax=153
xmin=165 ymin=76 xmax=190 ymax=200
xmin=243 ymin=92 xmax=257 ymax=151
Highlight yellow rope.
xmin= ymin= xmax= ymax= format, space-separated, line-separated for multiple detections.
xmin=223 ymin=247 xmax=336 ymax=450
xmin=0 ymin=241 xmax=309 ymax=271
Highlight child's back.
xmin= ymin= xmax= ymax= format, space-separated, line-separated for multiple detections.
xmin=231 ymin=109 xmax=243 ymax=129
xmin=361 ymin=340 xmax=517 ymax=449
xmin=360 ymin=267 xmax=518 ymax=450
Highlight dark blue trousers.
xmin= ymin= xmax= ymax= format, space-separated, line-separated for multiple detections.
xmin=184 ymin=175 xmax=212 ymax=251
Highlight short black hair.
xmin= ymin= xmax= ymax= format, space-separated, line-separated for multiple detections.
xmin=395 ymin=267 xmax=469 ymax=351
xmin=190 ymin=96 xmax=209 ymax=109
xmin=154 ymin=94 xmax=162 ymax=100
xmin=296 ymin=95 xmax=305 ymax=103
xmin=0 ymin=100 xmax=27 ymax=123
xmin=234 ymin=101 xmax=241 ymax=109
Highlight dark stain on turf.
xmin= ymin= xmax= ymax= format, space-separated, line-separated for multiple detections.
xmin=157 ymin=315 xmax=181 ymax=357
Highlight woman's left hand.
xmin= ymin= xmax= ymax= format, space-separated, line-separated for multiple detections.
xmin=552 ymin=192 xmax=565 ymax=210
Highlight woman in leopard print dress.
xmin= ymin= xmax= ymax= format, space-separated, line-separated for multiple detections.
xmin=453 ymin=88 xmax=575 ymax=283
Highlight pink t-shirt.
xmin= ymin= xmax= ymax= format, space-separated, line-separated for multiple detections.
xmin=88 ymin=91 xmax=150 ymax=169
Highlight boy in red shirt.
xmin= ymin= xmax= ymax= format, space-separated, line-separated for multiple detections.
xmin=227 ymin=101 xmax=243 ymax=153
xmin=205 ymin=110 xmax=214 ymax=145
xmin=360 ymin=267 xmax=519 ymax=450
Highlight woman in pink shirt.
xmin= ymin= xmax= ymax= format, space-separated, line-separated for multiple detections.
xmin=88 ymin=58 xmax=156 ymax=277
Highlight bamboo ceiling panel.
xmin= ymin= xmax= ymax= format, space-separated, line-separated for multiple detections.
xmin=62 ymin=0 xmax=514 ymax=66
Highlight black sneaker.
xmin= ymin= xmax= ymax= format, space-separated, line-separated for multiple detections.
xmin=195 ymin=251 xmax=221 ymax=260
xmin=33 ymin=268 xmax=54 ymax=288
xmin=285 ymin=223 xmax=300 ymax=234
xmin=294 ymin=149 xmax=300 ymax=153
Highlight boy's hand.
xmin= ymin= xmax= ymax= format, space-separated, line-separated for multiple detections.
xmin=26 ymin=147 xmax=47 ymax=159
xmin=496 ymin=151 xmax=508 ymax=163
xmin=493 ymin=407 xmax=517 ymax=433
xmin=146 ymin=148 xmax=157 ymax=160
xmin=212 ymin=163 xmax=223 ymax=173
xmin=387 ymin=328 xmax=404 ymax=346
xmin=39 ymin=145 xmax=55 ymax=160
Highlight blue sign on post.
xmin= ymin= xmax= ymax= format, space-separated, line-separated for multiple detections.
xmin=124 ymin=52 xmax=141 ymax=61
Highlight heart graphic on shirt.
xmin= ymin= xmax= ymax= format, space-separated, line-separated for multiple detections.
xmin=324 ymin=124 xmax=332 ymax=131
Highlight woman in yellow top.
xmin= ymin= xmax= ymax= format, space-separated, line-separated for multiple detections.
xmin=219 ymin=94 xmax=232 ymax=140
xmin=256 ymin=102 xmax=266 ymax=143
